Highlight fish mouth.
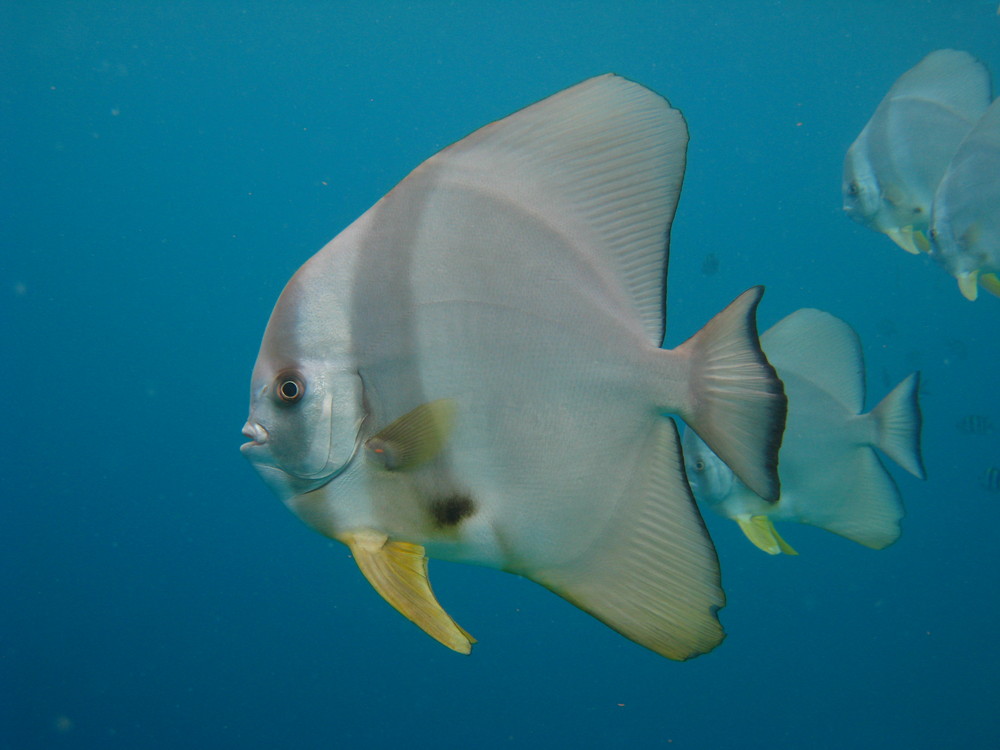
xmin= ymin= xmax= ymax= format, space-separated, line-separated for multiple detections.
xmin=241 ymin=421 xmax=269 ymax=450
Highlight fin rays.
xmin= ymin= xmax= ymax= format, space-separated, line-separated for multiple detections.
xmin=531 ymin=419 xmax=725 ymax=661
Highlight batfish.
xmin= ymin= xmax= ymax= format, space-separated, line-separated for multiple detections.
xmin=930 ymin=97 xmax=1000 ymax=300
xmin=684 ymin=309 xmax=924 ymax=555
xmin=843 ymin=49 xmax=991 ymax=255
xmin=241 ymin=75 xmax=787 ymax=661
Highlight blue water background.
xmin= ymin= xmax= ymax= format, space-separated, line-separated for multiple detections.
xmin=4 ymin=2 xmax=1000 ymax=747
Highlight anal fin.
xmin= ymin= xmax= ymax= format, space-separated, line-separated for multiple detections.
xmin=736 ymin=515 xmax=798 ymax=555
xmin=339 ymin=529 xmax=474 ymax=653
xmin=531 ymin=419 xmax=725 ymax=661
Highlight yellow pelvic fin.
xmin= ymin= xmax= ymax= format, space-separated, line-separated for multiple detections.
xmin=912 ymin=229 xmax=931 ymax=254
xmin=365 ymin=399 xmax=457 ymax=471
xmin=957 ymin=270 xmax=980 ymax=301
xmin=339 ymin=530 xmax=474 ymax=653
xmin=736 ymin=515 xmax=798 ymax=556
xmin=886 ymin=226 xmax=921 ymax=255
xmin=979 ymin=272 xmax=1000 ymax=298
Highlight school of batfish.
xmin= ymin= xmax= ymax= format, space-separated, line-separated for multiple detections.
xmin=844 ymin=49 xmax=1000 ymax=300
xmin=239 ymin=58 xmax=999 ymax=659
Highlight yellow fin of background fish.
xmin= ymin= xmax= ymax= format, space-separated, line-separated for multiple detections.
xmin=736 ymin=515 xmax=798 ymax=555
xmin=980 ymin=273 xmax=1000 ymax=298
xmin=958 ymin=270 xmax=980 ymax=301
xmin=339 ymin=530 xmax=475 ymax=653
xmin=532 ymin=419 xmax=725 ymax=661
xmin=886 ymin=226 xmax=921 ymax=255
xmin=913 ymin=229 xmax=931 ymax=254
xmin=364 ymin=399 xmax=456 ymax=471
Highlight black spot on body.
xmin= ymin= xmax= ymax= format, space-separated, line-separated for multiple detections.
xmin=429 ymin=494 xmax=475 ymax=528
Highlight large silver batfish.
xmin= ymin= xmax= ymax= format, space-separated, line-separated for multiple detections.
xmin=241 ymin=75 xmax=786 ymax=661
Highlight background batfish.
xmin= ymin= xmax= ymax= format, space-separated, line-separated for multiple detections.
xmin=684 ymin=309 xmax=924 ymax=554
xmin=241 ymin=74 xmax=787 ymax=660
xmin=930 ymin=97 xmax=1000 ymax=300
xmin=843 ymin=49 xmax=991 ymax=255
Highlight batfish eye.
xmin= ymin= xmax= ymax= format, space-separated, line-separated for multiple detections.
xmin=848 ymin=181 xmax=859 ymax=196
xmin=693 ymin=460 xmax=706 ymax=473
xmin=274 ymin=371 xmax=305 ymax=404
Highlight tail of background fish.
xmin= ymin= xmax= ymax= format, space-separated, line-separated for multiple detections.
xmin=675 ymin=286 xmax=787 ymax=502
xmin=871 ymin=372 xmax=926 ymax=481
xmin=797 ymin=372 xmax=924 ymax=550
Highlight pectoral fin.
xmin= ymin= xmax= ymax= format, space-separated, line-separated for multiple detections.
xmin=365 ymin=399 xmax=457 ymax=471
xmin=339 ymin=529 xmax=474 ymax=654
xmin=736 ymin=515 xmax=798 ymax=555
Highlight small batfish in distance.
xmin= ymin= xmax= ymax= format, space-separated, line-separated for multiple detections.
xmin=956 ymin=415 xmax=995 ymax=435
xmin=930 ymin=97 xmax=1000 ymax=300
xmin=843 ymin=49 xmax=991 ymax=255
xmin=241 ymin=75 xmax=787 ymax=661
xmin=982 ymin=467 xmax=1000 ymax=493
xmin=684 ymin=309 xmax=924 ymax=555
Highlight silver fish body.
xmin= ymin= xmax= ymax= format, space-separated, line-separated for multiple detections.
xmin=242 ymin=75 xmax=786 ymax=660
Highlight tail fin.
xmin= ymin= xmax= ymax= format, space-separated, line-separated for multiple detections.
xmin=870 ymin=372 xmax=926 ymax=479
xmin=675 ymin=286 xmax=787 ymax=501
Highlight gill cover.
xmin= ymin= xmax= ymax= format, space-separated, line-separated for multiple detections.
xmin=251 ymin=364 xmax=366 ymax=483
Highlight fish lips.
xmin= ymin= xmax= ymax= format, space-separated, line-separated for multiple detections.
xmin=240 ymin=414 xmax=363 ymax=501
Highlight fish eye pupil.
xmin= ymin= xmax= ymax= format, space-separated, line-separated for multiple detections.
xmin=694 ymin=460 xmax=705 ymax=472
xmin=275 ymin=371 xmax=305 ymax=403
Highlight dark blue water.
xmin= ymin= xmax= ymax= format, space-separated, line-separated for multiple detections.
xmin=5 ymin=2 xmax=999 ymax=748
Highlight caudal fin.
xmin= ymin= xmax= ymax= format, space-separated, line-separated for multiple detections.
xmin=675 ymin=286 xmax=787 ymax=501
xmin=871 ymin=372 xmax=926 ymax=479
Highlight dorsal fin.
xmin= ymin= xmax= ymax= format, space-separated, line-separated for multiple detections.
xmin=425 ymin=74 xmax=688 ymax=345
xmin=887 ymin=49 xmax=991 ymax=122
xmin=761 ymin=309 xmax=865 ymax=413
